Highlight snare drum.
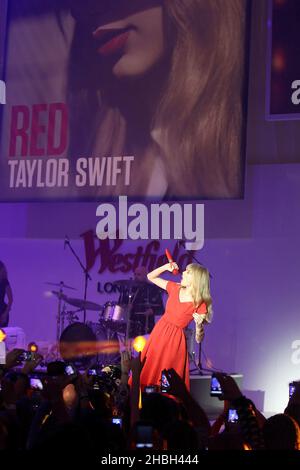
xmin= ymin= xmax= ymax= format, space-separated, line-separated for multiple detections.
xmin=102 ymin=302 xmax=127 ymax=323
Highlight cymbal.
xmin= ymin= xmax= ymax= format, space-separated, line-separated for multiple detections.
xmin=45 ymin=281 xmax=77 ymax=291
xmin=64 ymin=296 xmax=102 ymax=311
xmin=113 ymin=279 xmax=149 ymax=288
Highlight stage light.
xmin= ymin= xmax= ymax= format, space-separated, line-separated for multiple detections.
xmin=44 ymin=290 xmax=53 ymax=297
xmin=132 ymin=336 xmax=146 ymax=353
xmin=28 ymin=342 xmax=38 ymax=353
xmin=0 ymin=329 xmax=6 ymax=365
xmin=0 ymin=329 xmax=6 ymax=342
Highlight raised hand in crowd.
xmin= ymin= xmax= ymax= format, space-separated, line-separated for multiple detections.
xmin=3 ymin=348 xmax=25 ymax=370
xmin=120 ymin=350 xmax=131 ymax=384
xmin=21 ymin=353 xmax=43 ymax=375
xmin=165 ymin=368 xmax=210 ymax=433
xmin=129 ymin=351 xmax=146 ymax=380
xmin=285 ymin=380 xmax=300 ymax=428
xmin=210 ymin=400 xmax=230 ymax=437
xmin=213 ymin=373 xmax=265 ymax=449
xmin=212 ymin=372 xmax=243 ymax=402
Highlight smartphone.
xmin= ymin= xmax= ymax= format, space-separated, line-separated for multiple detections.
xmin=30 ymin=377 xmax=43 ymax=391
xmin=289 ymin=381 xmax=300 ymax=398
xmin=65 ymin=364 xmax=76 ymax=376
xmin=88 ymin=369 xmax=97 ymax=376
xmin=160 ymin=370 xmax=170 ymax=393
xmin=112 ymin=417 xmax=122 ymax=427
xmin=210 ymin=375 xmax=223 ymax=397
xmin=135 ymin=424 xmax=153 ymax=449
xmin=227 ymin=408 xmax=239 ymax=423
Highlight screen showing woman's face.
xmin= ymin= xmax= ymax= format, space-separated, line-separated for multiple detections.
xmin=92 ymin=3 xmax=165 ymax=78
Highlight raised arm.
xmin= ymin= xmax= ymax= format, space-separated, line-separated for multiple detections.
xmin=147 ymin=263 xmax=179 ymax=290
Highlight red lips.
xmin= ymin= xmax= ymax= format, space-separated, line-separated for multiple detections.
xmin=93 ymin=28 xmax=131 ymax=57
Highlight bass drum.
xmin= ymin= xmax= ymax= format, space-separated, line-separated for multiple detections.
xmin=88 ymin=322 xmax=121 ymax=366
xmin=59 ymin=322 xmax=120 ymax=368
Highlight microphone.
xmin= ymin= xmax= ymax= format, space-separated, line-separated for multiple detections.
xmin=165 ymin=249 xmax=179 ymax=275
xmin=64 ymin=236 xmax=69 ymax=250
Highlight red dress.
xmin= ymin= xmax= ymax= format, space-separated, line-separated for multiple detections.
xmin=139 ymin=281 xmax=207 ymax=391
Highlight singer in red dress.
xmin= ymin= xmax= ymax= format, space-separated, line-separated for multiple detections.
xmin=138 ymin=262 xmax=213 ymax=391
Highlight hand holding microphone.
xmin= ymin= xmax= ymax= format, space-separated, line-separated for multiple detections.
xmin=165 ymin=249 xmax=179 ymax=275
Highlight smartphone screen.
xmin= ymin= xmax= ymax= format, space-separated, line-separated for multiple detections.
xmin=65 ymin=365 xmax=76 ymax=376
xmin=88 ymin=369 xmax=97 ymax=376
xmin=228 ymin=408 xmax=239 ymax=423
xmin=112 ymin=418 xmax=122 ymax=427
xmin=210 ymin=376 xmax=223 ymax=396
xmin=30 ymin=378 xmax=43 ymax=390
xmin=289 ymin=382 xmax=296 ymax=398
xmin=161 ymin=371 xmax=170 ymax=393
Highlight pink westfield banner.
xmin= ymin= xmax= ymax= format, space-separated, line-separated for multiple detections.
xmin=0 ymin=0 xmax=250 ymax=201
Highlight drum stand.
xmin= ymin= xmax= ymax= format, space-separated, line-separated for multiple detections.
xmin=64 ymin=237 xmax=92 ymax=323
xmin=56 ymin=284 xmax=66 ymax=343
xmin=96 ymin=324 xmax=120 ymax=367
xmin=125 ymin=286 xmax=139 ymax=349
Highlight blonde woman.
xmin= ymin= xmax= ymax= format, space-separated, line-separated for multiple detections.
xmin=68 ymin=0 xmax=247 ymax=198
xmin=133 ymin=262 xmax=212 ymax=391
xmin=0 ymin=261 xmax=13 ymax=327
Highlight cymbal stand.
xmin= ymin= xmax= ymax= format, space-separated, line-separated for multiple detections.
xmin=64 ymin=236 xmax=92 ymax=323
xmin=60 ymin=303 xmax=66 ymax=337
xmin=125 ymin=286 xmax=139 ymax=349
xmin=56 ymin=283 xmax=65 ymax=343
xmin=144 ymin=287 xmax=150 ymax=334
xmin=65 ymin=309 xmax=80 ymax=325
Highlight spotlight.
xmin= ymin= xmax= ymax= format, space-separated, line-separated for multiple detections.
xmin=0 ymin=329 xmax=6 ymax=364
xmin=132 ymin=336 xmax=146 ymax=353
xmin=28 ymin=342 xmax=38 ymax=353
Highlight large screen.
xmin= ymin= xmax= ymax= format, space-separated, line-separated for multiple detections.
xmin=266 ymin=0 xmax=300 ymax=120
xmin=0 ymin=0 xmax=250 ymax=201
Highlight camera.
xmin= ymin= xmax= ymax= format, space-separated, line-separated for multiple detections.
xmin=19 ymin=351 xmax=33 ymax=362
xmin=160 ymin=370 xmax=171 ymax=393
xmin=30 ymin=377 xmax=43 ymax=391
xmin=227 ymin=408 xmax=239 ymax=423
xmin=210 ymin=374 xmax=223 ymax=397
xmin=135 ymin=424 xmax=154 ymax=449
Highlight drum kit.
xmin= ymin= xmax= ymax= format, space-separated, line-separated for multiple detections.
xmin=47 ymin=278 xmax=160 ymax=368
